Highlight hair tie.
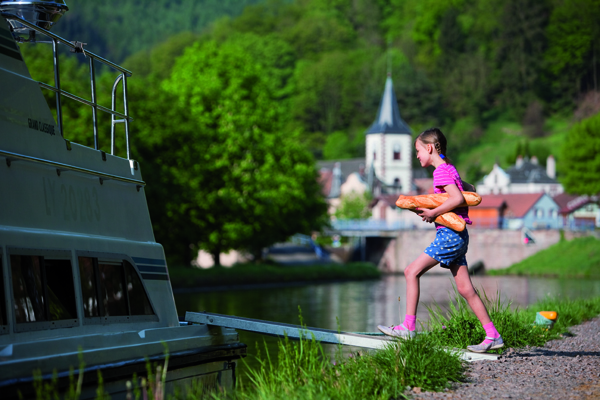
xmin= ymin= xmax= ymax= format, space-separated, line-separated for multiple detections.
xmin=440 ymin=154 xmax=446 ymax=159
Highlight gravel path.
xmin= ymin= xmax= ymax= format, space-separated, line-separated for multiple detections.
xmin=412 ymin=316 xmax=600 ymax=399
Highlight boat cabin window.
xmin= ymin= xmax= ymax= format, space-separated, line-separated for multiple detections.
xmin=78 ymin=257 xmax=154 ymax=318
xmin=10 ymin=254 xmax=77 ymax=327
xmin=0 ymin=257 xmax=7 ymax=334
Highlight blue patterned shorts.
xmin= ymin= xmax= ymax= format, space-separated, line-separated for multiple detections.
xmin=424 ymin=227 xmax=469 ymax=269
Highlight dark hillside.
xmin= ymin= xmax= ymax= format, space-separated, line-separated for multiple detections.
xmin=52 ymin=0 xmax=264 ymax=63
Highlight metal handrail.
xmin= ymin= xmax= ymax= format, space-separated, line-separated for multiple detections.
xmin=111 ymin=74 xmax=131 ymax=159
xmin=1 ymin=12 xmax=133 ymax=159
xmin=0 ymin=149 xmax=146 ymax=188
xmin=0 ymin=66 xmax=131 ymax=120
xmin=0 ymin=13 xmax=132 ymax=76
xmin=37 ymin=81 xmax=131 ymax=120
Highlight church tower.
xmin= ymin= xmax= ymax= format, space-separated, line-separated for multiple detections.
xmin=365 ymin=75 xmax=412 ymax=193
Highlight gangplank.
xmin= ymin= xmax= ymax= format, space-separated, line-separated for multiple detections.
xmin=185 ymin=312 xmax=499 ymax=362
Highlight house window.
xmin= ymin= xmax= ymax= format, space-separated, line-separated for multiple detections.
xmin=11 ymin=254 xmax=77 ymax=324
xmin=393 ymin=143 xmax=401 ymax=160
xmin=394 ymin=178 xmax=400 ymax=187
xmin=536 ymin=208 xmax=544 ymax=218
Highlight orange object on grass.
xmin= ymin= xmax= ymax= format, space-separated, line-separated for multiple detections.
xmin=539 ymin=311 xmax=558 ymax=320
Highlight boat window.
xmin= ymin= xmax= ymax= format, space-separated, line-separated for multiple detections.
xmin=78 ymin=257 xmax=155 ymax=318
xmin=0 ymin=257 xmax=7 ymax=329
xmin=124 ymin=261 xmax=154 ymax=315
xmin=10 ymin=255 xmax=77 ymax=323
xmin=44 ymin=258 xmax=77 ymax=320
xmin=78 ymin=257 xmax=100 ymax=317
xmin=11 ymin=255 xmax=46 ymax=323
xmin=98 ymin=260 xmax=128 ymax=316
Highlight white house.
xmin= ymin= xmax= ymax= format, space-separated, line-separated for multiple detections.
xmin=477 ymin=155 xmax=563 ymax=196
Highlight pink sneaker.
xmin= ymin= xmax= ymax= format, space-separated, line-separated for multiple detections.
xmin=377 ymin=323 xmax=416 ymax=339
xmin=467 ymin=336 xmax=504 ymax=353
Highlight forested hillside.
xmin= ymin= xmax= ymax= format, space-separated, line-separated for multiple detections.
xmin=52 ymin=0 xmax=264 ymax=63
xmin=20 ymin=0 xmax=600 ymax=264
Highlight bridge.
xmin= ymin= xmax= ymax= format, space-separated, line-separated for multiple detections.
xmin=325 ymin=219 xmax=411 ymax=237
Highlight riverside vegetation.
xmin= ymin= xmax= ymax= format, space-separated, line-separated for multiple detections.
xmin=30 ymin=292 xmax=600 ymax=399
xmin=168 ymin=262 xmax=381 ymax=290
xmin=488 ymin=236 xmax=600 ymax=278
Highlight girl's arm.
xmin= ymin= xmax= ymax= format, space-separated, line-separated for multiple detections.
xmin=417 ymin=184 xmax=465 ymax=223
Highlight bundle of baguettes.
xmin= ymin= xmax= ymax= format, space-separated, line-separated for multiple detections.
xmin=395 ymin=192 xmax=482 ymax=232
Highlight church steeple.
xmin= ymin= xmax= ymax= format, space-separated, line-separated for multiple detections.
xmin=365 ymin=75 xmax=413 ymax=193
xmin=366 ymin=76 xmax=411 ymax=135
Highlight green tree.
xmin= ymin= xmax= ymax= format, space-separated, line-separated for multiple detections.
xmin=18 ymin=42 xmax=121 ymax=152
xmin=335 ymin=192 xmax=372 ymax=220
xmin=129 ymin=81 xmax=198 ymax=266
xmin=161 ymin=38 xmax=328 ymax=265
xmin=53 ymin=0 xmax=263 ymax=63
xmin=494 ymin=0 xmax=550 ymax=115
xmin=544 ymin=0 xmax=600 ymax=101
xmin=560 ymin=113 xmax=600 ymax=194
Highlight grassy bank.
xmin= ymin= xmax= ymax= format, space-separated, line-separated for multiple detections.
xmin=32 ymin=293 xmax=600 ymax=399
xmin=201 ymin=293 xmax=600 ymax=400
xmin=488 ymin=236 xmax=600 ymax=278
xmin=168 ymin=262 xmax=381 ymax=289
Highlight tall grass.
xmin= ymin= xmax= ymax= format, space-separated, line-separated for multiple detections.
xmin=198 ymin=310 xmax=465 ymax=400
xmin=425 ymin=285 xmax=600 ymax=353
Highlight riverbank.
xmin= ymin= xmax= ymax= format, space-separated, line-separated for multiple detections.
xmin=168 ymin=262 xmax=381 ymax=290
xmin=202 ymin=294 xmax=600 ymax=400
xmin=413 ymin=316 xmax=600 ymax=399
xmin=487 ymin=236 xmax=600 ymax=278
xmin=33 ymin=292 xmax=600 ymax=399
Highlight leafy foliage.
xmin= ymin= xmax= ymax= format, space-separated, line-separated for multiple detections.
xmin=47 ymin=0 xmax=600 ymax=164
xmin=334 ymin=192 xmax=372 ymax=220
xmin=52 ymin=0 xmax=264 ymax=63
xmin=159 ymin=37 xmax=328 ymax=264
xmin=561 ymin=113 xmax=600 ymax=194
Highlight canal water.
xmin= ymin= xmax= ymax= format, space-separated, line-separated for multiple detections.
xmin=174 ymin=274 xmax=600 ymax=378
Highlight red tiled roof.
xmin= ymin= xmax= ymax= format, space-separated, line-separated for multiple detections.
xmin=487 ymin=193 xmax=546 ymax=218
xmin=552 ymin=193 xmax=598 ymax=214
xmin=477 ymin=195 xmax=507 ymax=209
xmin=318 ymin=170 xmax=332 ymax=197
xmin=370 ymin=194 xmax=399 ymax=208
xmin=414 ymin=178 xmax=434 ymax=194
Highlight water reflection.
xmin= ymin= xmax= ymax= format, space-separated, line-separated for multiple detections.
xmin=174 ymin=274 xmax=600 ymax=378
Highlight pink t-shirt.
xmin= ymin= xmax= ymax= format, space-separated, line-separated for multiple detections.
xmin=432 ymin=163 xmax=472 ymax=229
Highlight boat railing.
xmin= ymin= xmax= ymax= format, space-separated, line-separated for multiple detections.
xmin=1 ymin=12 xmax=133 ymax=159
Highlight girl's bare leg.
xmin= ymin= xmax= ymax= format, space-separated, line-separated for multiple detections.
xmin=450 ymin=263 xmax=491 ymax=325
xmin=403 ymin=252 xmax=439 ymax=316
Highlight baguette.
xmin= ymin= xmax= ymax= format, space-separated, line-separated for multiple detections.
xmin=396 ymin=192 xmax=479 ymax=232
xmin=395 ymin=192 xmax=481 ymax=210
xmin=433 ymin=212 xmax=466 ymax=232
